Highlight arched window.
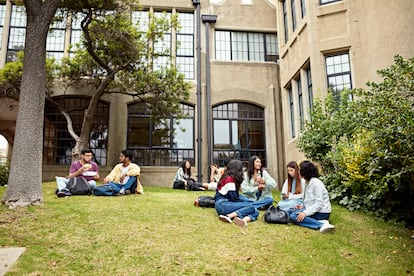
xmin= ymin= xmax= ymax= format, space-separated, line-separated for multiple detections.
xmin=43 ymin=96 xmax=109 ymax=166
xmin=127 ymin=103 xmax=194 ymax=166
xmin=213 ymin=102 xmax=266 ymax=166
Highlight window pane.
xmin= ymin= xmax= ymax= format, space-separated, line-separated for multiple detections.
xmin=231 ymin=32 xmax=248 ymax=61
xmin=248 ymin=33 xmax=264 ymax=61
xmin=176 ymin=56 xmax=194 ymax=79
xmin=215 ymin=31 xmax=231 ymax=60
xmin=174 ymin=118 xmax=193 ymax=148
xmin=214 ymin=120 xmax=230 ymax=146
xmin=132 ymin=10 xmax=149 ymax=32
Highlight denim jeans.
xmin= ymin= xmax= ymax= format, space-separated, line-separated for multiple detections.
xmin=108 ymin=176 xmax=136 ymax=193
xmin=239 ymin=195 xmax=274 ymax=210
xmin=289 ymin=209 xmax=330 ymax=229
xmin=215 ymin=198 xmax=259 ymax=221
xmin=278 ymin=198 xmax=304 ymax=212
xmin=56 ymin=176 xmax=96 ymax=191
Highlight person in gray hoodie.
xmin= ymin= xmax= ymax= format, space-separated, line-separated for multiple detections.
xmin=289 ymin=160 xmax=335 ymax=233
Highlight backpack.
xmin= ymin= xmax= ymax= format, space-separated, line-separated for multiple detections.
xmin=93 ymin=184 xmax=115 ymax=196
xmin=197 ymin=196 xmax=215 ymax=208
xmin=263 ymin=205 xmax=290 ymax=224
xmin=66 ymin=177 xmax=91 ymax=195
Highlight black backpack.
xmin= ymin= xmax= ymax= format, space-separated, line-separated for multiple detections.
xmin=66 ymin=177 xmax=91 ymax=195
xmin=263 ymin=205 xmax=290 ymax=224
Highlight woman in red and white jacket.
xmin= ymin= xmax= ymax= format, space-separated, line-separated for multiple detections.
xmin=214 ymin=159 xmax=259 ymax=227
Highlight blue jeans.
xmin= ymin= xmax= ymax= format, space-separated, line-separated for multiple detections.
xmin=215 ymin=198 xmax=259 ymax=221
xmin=289 ymin=209 xmax=330 ymax=229
xmin=108 ymin=176 xmax=136 ymax=193
xmin=56 ymin=177 xmax=96 ymax=191
xmin=239 ymin=195 xmax=274 ymax=209
xmin=278 ymin=198 xmax=304 ymax=212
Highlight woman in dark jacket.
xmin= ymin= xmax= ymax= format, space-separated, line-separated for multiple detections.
xmin=214 ymin=159 xmax=259 ymax=227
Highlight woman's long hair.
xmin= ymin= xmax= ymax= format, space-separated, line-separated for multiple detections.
xmin=219 ymin=159 xmax=244 ymax=191
xmin=247 ymin=155 xmax=263 ymax=181
xmin=180 ymin=160 xmax=191 ymax=177
xmin=287 ymin=161 xmax=302 ymax=194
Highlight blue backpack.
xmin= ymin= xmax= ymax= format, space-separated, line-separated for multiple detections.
xmin=93 ymin=184 xmax=115 ymax=196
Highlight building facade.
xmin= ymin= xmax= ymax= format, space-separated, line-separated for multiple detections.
xmin=0 ymin=0 xmax=413 ymax=187
xmin=276 ymin=0 xmax=414 ymax=161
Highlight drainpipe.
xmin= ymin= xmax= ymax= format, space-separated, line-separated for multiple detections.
xmin=201 ymin=14 xmax=217 ymax=169
xmin=192 ymin=0 xmax=202 ymax=182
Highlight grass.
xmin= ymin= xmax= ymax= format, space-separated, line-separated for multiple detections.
xmin=0 ymin=182 xmax=413 ymax=275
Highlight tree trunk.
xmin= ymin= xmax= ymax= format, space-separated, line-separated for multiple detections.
xmin=72 ymin=74 xmax=115 ymax=161
xmin=2 ymin=1 xmax=60 ymax=208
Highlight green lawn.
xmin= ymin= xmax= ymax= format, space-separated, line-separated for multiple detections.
xmin=0 ymin=182 xmax=413 ymax=275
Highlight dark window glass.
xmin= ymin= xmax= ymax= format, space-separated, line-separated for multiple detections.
xmin=282 ymin=1 xmax=289 ymax=43
xmin=288 ymin=87 xmax=295 ymax=138
xmin=212 ymin=103 xmax=266 ymax=167
xmin=297 ymin=77 xmax=304 ymax=130
xmin=300 ymin=0 xmax=306 ymax=18
xmin=43 ymin=97 xmax=109 ymax=166
xmin=306 ymin=67 xmax=313 ymax=110
xmin=291 ymin=0 xmax=297 ymax=31
xmin=127 ymin=103 xmax=195 ymax=166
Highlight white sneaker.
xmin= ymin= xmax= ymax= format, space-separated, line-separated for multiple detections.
xmin=219 ymin=215 xmax=232 ymax=224
xmin=320 ymin=222 xmax=335 ymax=233
xmin=318 ymin=219 xmax=329 ymax=224
xmin=119 ymin=188 xmax=125 ymax=195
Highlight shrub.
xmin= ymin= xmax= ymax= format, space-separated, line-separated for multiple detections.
xmin=298 ymin=55 xmax=414 ymax=225
xmin=0 ymin=161 xmax=10 ymax=186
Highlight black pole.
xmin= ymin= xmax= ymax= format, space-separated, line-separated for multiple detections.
xmin=201 ymin=14 xmax=217 ymax=168
xmin=193 ymin=0 xmax=202 ymax=182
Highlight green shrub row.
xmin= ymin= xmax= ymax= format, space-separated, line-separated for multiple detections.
xmin=298 ymin=55 xmax=414 ymax=225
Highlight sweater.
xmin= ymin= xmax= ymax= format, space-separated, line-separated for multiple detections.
xmin=105 ymin=163 xmax=140 ymax=184
xmin=303 ymin=177 xmax=332 ymax=216
xmin=241 ymin=170 xmax=276 ymax=201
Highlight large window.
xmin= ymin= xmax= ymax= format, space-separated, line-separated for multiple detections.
xmin=215 ymin=31 xmax=278 ymax=62
xmin=43 ymin=97 xmax=109 ymax=166
xmin=46 ymin=9 xmax=67 ymax=61
xmin=131 ymin=10 xmax=194 ymax=79
xmin=212 ymin=103 xmax=266 ymax=167
xmin=69 ymin=12 xmax=83 ymax=54
xmin=127 ymin=103 xmax=195 ymax=166
xmin=325 ymin=52 xmax=352 ymax=96
xmin=176 ymin=12 xmax=194 ymax=79
xmin=7 ymin=5 xmax=26 ymax=62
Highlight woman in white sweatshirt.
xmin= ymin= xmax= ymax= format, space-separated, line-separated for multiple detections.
xmin=289 ymin=160 xmax=335 ymax=233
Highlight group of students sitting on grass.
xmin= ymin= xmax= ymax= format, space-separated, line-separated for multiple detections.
xmin=176 ymin=157 xmax=335 ymax=233
xmin=55 ymin=148 xmax=143 ymax=197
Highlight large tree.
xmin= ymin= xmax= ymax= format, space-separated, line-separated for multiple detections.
xmin=58 ymin=6 xmax=190 ymax=160
xmin=2 ymin=1 xmax=190 ymax=207
xmin=2 ymin=0 xmax=61 ymax=207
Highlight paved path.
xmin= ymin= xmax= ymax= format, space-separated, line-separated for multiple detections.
xmin=0 ymin=247 xmax=25 ymax=276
